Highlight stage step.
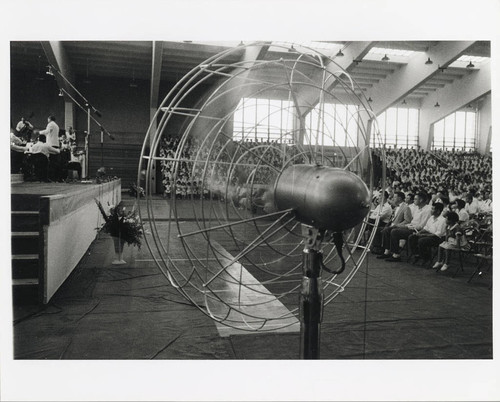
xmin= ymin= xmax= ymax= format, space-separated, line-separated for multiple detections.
xmin=11 ymin=211 xmax=39 ymax=232
xmin=11 ymin=232 xmax=39 ymax=255
xmin=11 ymin=209 xmax=41 ymax=303
xmin=12 ymin=278 xmax=40 ymax=305
xmin=12 ymin=254 xmax=39 ymax=279
xmin=11 ymin=173 xmax=24 ymax=184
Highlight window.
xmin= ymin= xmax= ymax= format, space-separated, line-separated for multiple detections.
xmin=432 ymin=111 xmax=476 ymax=151
xmin=233 ymin=98 xmax=294 ymax=143
xmin=304 ymin=103 xmax=359 ymax=147
xmin=370 ymin=107 xmax=419 ymax=148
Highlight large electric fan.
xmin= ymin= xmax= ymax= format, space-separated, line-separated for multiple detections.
xmin=138 ymin=41 xmax=385 ymax=358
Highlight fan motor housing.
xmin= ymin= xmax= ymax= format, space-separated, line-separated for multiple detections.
xmin=274 ymin=164 xmax=371 ymax=231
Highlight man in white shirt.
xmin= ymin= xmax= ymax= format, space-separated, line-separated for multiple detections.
xmin=407 ymin=203 xmax=447 ymax=265
xmin=38 ymin=115 xmax=60 ymax=147
xmin=464 ymin=192 xmax=479 ymax=216
xmin=30 ymin=134 xmax=60 ymax=182
xmin=366 ymin=191 xmax=392 ymax=248
xmin=38 ymin=115 xmax=61 ymax=180
xmin=374 ymin=191 xmax=412 ymax=255
xmin=406 ymin=193 xmax=418 ymax=217
xmin=379 ymin=192 xmax=432 ymax=262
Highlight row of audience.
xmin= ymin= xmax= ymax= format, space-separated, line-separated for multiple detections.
xmin=377 ymin=147 xmax=492 ymax=201
xmin=368 ymin=186 xmax=491 ymax=272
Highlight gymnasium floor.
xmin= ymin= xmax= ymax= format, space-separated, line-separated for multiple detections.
xmin=12 ymin=197 xmax=493 ymax=360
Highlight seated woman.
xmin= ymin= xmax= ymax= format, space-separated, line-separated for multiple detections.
xmin=452 ymin=198 xmax=469 ymax=223
xmin=432 ymin=212 xmax=468 ymax=272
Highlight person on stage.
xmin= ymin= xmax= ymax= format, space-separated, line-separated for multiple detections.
xmin=30 ymin=134 xmax=61 ymax=182
xmin=15 ymin=117 xmax=34 ymax=141
xmin=39 ymin=115 xmax=60 ymax=147
xmin=37 ymin=115 xmax=61 ymax=180
xmin=10 ymin=128 xmax=27 ymax=173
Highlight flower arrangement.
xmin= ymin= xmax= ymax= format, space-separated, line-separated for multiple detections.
xmin=128 ymin=183 xmax=145 ymax=198
xmin=95 ymin=199 xmax=143 ymax=248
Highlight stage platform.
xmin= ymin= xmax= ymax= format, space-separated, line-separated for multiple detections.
xmin=11 ymin=179 xmax=121 ymax=304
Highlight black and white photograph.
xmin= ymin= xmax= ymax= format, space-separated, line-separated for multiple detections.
xmin=1 ymin=1 xmax=499 ymax=400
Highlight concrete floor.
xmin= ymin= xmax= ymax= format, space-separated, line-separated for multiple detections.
xmin=6 ymin=197 xmax=496 ymax=400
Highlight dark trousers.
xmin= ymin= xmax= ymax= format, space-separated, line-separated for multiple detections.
xmin=366 ymin=218 xmax=388 ymax=248
xmin=408 ymin=234 xmax=443 ymax=261
xmin=32 ymin=153 xmax=49 ymax=182
xmin=10 ymin=150 xmax=24 ymax=174
xmin=49 ymin=152 xmax=62 ymax=181
xmin=389 ymin=227 xmax=413 ymax=254
xmin=381 ymin=225 xmax=397 ymax=250
xmin=67 ymin=162 xmax=82 ymax=180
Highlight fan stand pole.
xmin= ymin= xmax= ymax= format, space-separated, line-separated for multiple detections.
xmin=299 ymin=245 xmax=324 ymax=359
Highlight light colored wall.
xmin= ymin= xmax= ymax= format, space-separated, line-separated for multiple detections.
xmin=43 ymin=180 xmax=121 ymax=303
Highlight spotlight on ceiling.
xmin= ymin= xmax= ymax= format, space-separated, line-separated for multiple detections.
xmin=381 ymin=54 xmax=390 ymax=61
xmin=402 ymin=99 xmax=407 ymax=105
xmin=336 ymin=48 xmax=344 ymax=57
xmin=425 ymin=57 xmax=433 ymax=65
xmin=58 ymin=89 xmax=63 ymax=97
xmin=466 ymin=61 xmax=475 ymax=69
xmin=46 ymin=66 xmax=54 ymax=76
xmin=434 ymin=101 xmax=440 ymax=108
xmin=367 ymin=97 xmax=373 ymax=103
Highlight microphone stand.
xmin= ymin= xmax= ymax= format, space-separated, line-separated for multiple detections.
xmin=58 ymin=88 xmax=114 ymax=179
xmin=100 ymin=127 xmax=104 ymax=167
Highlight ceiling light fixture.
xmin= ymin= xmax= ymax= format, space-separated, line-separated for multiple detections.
xmin=402 ymin=99 xmax=407 ymax=105
xmin=336 ymin=48 xmax=344 ymax=57
xmin=367 ymin=97 xmax=373 ymax=103
xmin=381 ymin=54 xmax=390 ymax=61
xmin=46 ymin=66 xmax=54 ymax=76
xmin=434 ymin=101 xmax=440 ymax=108
xmin=466 ymin=61 xmax=475 ymax=69
xmin=58 ymin=89 xmax=64 ymax=97
xmin=425 ymin=57 xmax=433 ymax=65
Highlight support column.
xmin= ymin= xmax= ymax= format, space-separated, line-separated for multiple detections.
xmin=64 ymin=101 xmax=75 ymax=133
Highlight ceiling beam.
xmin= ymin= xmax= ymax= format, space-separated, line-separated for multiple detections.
xmin=150 ymin=41 xmax=163 ymax=112
xmin=41 ymin=41 xmax=76 ymax=98
xmin=369 ymin=41 xmax=476 ymax=115
xmin=294 ymin=41 xmax=375 ymax=116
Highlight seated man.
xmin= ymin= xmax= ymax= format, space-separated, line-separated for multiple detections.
xmin=30 ymin=134 xmax=60 ymax=182
xmin=378 ymin=192 xmax=432 ymax=262
xmin=373 ymin=191 xmax=412 ymax=255
xmin=366 ymin=191 xmax=392 ymax=247
xmin=408 ymin=202 xmax=447 ymax=266
xmin=464 ymin=192 xmax=479 ymax=216
xmin=66 ymin=146 xmax=83 ymax=180
xmin=10 ymin=129 xmax=27 ymax=173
